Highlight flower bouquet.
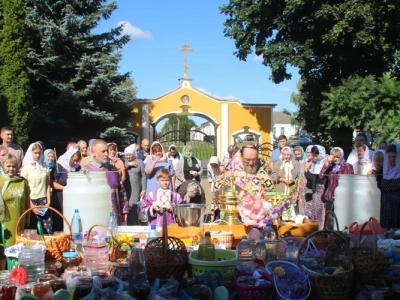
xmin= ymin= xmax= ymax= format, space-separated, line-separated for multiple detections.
xmin=237 ymin=189 xmax=291 ymax=227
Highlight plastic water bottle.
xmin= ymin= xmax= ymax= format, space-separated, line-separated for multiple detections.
xmin=71 ymin=209 xmax=83 ymax=251
xmin=237 ymin=236 xmax=255 ymax=264
xmin=18 ymin=245 xmax=45 ymax=283
xmin=263 ymin=223 xmax=278 ymax=263
xmin=146 ymin=225 xmax=157 ymax=245
xmin=254 ymin=235 xmax=267 ymax=262
xmin=197 ymin=232 xmax=216 ymax=261
xmin=248 ymin=226 xmax=261 ymax=250
xmin=285 ymin=239 xmax=298 ymax=262
xmin=106 ymin=211 xmax=118 ymax=242
xmin=129 ymin=237 xmax=150 ymax=300
xmin=263 ymin=223 xmax=276 ymax=241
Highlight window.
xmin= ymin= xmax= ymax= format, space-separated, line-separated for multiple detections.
xmin=280 ymin=127 xmax=285 ymax=135
xmin=273 ymin=127 xmax=276 ymax=136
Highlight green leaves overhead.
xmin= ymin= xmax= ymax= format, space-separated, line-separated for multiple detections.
xmin=221 ymin=0 xmax=400 ymax=148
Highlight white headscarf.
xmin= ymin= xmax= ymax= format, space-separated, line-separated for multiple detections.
xmin=383 ymin=144 xmax=400 ymax=180
xmin=22 ymin=142 xmax=44 ymax=171
xmin=59 ymin=147 xmax=80 ymax=172
xmin=310 ymin=145 xmax=327 ymax=174
xmin=331 ymin=147 xmax=345 ymax=172
xmin=124 ymin=144 xmax=137 ymax=157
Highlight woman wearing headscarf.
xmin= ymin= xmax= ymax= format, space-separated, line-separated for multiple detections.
xmin=207 ymin=156 xmax=221 ymax=193
xmin=107 ymin=143 xmax=126 ymax=182
xmin=50 ymin=147 xmax=82 ymax=231
xmin=380 ymin=143 xmax=400 ymax=229
xmin=177 ymin=180 xmax=206 ymax=204
xmin=123 ymin=144 xmax=147 ymax=225
xmin=319 ymin=147 xmax=354 ymax=208
xmin=271 ymin=147 xmax=301 ymax=220
xmin=368 ymin=150 xmax=385 ymax=189
xmin=181 ymin=145 xmax=203 ymax=183
xmin=21 ymin=142 xmax=52 ymax=234
xmin=352 ymin=144 xmax=373 ymax=175
xmin=305 ymin=145 xmax=327 ymax=229
xmin=43 ymin=149 xmax=56 ymax=172
xmin=293 ymin=146 xmax=306 ymax=163
xmin=144 ymin=141 xmax=175 ymax=193
xmin=292 ymin=145 xmax=314 ymax=216
xmin=0 ymin=154 xmax=30 ymax=270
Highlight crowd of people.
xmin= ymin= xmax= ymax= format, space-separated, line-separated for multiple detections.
xmin=0 ymin=126 xmax=215 ymax=269
xmin=1 ymin=123 xmax=399 ymax=269
xmin=265 ymin=134 xmax=399 ymax=231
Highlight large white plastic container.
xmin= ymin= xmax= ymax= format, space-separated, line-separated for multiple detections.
xmin=334 ymin=174 xmax=381 ymax=230
xmin=63 ymin=172 xmax=112 ymax=235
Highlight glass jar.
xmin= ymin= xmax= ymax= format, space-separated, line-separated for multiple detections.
xmin=83 ymin=240 xmax=109 ymax=273
xmin=62 ymin=252 xmax=80 ymax=271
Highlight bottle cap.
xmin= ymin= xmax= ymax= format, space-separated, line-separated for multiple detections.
xmin=242 ymin=235 xmax=247 ymax=239
xmin=150 ymin=225 xmax=156 ymax=230
xmin=110 ymin=211 xmax=114 ymax=216
xmin=266 ymin=223 xmax=272 ymax=227
xmin=63 ymin=251 xmax=78 ymax=258
xmin=134 ymin=237 xmax=140 ymax=242
xmin=205 ymin=231 xmax=211 ymax=237
xmin=74 ymin=209 xmax=79 ymax=213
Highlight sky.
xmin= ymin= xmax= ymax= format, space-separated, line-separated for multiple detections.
xmin=96 ymin=0 xmax=301 ymax=128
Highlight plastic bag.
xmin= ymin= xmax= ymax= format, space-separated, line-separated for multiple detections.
xmin=349 ymin=217 xmax=384 ymax=235
xmin=150 ymin=277 xmax=180 ymax=300
xmin=138 ymin=198 xmax=148 ymax=223
xmin=16 ymin=284 xmax=54 ymax=300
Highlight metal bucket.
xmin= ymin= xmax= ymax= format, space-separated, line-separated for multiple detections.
xmin=173 ymin=203 xmax=205 ymax=227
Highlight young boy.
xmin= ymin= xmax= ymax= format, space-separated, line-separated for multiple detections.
xmin=140 ymin=168 xmax=183 ymax=226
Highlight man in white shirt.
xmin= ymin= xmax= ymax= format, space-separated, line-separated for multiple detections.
xmin=166 ymin=144 xmax=181 ymax=171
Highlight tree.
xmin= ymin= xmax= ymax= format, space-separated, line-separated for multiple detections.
xmin=25 ymin=0 xmax=135 ymax=148
xmin=159 ymin=116 xmax=197 ymax=143
xmin=220 ymin=0 xmax=400 ymax=148
xmin=321 ymin=73 xmax=400 ymax=144
xmin=281 ymin=108 xmax=291 ymax=116
xmin=0 ymin=0 xmax=31 ymax=146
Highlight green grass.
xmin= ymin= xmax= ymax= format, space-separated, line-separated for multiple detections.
xmin=162 ymin=141 xmax=215 ymax=160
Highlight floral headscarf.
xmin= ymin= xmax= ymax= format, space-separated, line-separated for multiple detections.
xmin=331 ymin=147 xmax=345 ymax=172
xmin=182 ymin=145 xmax=194 ymax=167
xmin=149 ymin=141 xmax=167 ymax=163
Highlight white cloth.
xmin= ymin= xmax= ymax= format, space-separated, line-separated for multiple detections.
xmin=22 ymin=142 xmax=43 ymax=171
xmin=348 ymin=145 xmax=373 ymax=175
xmin=309 ymin=145 xmax=327 ymax=174
xmin=124 ymin=144 xmax=137 ymax=156
xmin=383 ymin=143 xmax=400 ymax=180
xmin=347 ymin=148 xmax=375 ymax=165
xmin=59 ymin=147 xmax=80 ymax=172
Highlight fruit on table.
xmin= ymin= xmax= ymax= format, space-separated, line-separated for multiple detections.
xmin=333 ymin=266 xmax=346 ymax=274
xmin=274 ymin=266 xmax=286 ymax=278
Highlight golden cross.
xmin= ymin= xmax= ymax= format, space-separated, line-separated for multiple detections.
xmin=178 ymin=43 xmax=193 ymax=79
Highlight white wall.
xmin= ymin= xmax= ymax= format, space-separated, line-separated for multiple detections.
xmin=273 ymin=123 xmax=296 ymax=137
xmin=191 ymin=122 xmax=215 ymax=141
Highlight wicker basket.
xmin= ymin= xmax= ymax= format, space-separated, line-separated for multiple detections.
xmin=297 ymin=230 xmax=354 ymax=300
xmin=207 ymin=224 xmax=234 ymax=249
xmin=15 ymin=206 xmax=72 ymax=261
xmin=313 ymin=211 xmax=350 ymax=251
xmin=351 ymin=221 xmax=391 ymax=278
xmin=144 ymin=212 xmax=188 ymax=283
xmin=108 ymin=241 xmax=129 ymax=280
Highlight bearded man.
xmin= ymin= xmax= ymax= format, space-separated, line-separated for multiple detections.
xmin=219 ymin=144 xmax=273 ymax=191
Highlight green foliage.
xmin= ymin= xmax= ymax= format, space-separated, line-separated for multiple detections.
xmin=281 ymin=108 xmax=291 ymax=116
xmin=25 ymin=0 xmax=135 ymax=145
xmin=321 ymin=73 xmax=400 ymax=143
xmin=0 ymin=0 xmax=31 ymax=147
xmin=159 ymin=116 xmax=197 ymax=143
xmin=220 ymin=0 xmax=400 ymax=149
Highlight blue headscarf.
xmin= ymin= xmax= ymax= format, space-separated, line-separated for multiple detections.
xmin=43 ymin=149 xmax=55 ymax=170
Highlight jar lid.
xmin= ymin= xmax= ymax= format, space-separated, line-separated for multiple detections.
xmin=63 ymin=251 xmax=78 ymax=258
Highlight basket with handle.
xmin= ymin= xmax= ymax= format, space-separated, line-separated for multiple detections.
xmin=313 ymin=210 xmax=350 ymax=250
xmin=85 ymin=224 xmax=115 ymax=259
xmin=144 ymin=211 xmax=189 ymax=283
xmin=108 ymin=241 xmax=130 ymax=280
xmin=266 ymin=260 xmax=310 ymax=300
xmin=15 ymin=206 xmax=72 ymax=261
xmin=207 ymin=223 xmax=234 ymax=249
xmin=297 ymin=229 xmax=354 ymax=300
xmin=351 ymin=221 xmax=391 ymax=278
